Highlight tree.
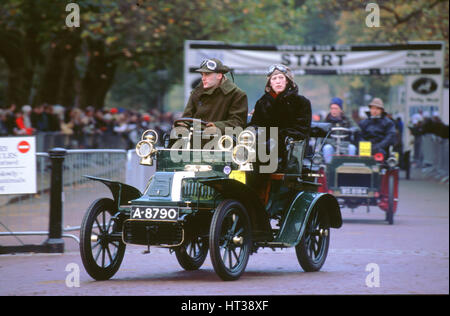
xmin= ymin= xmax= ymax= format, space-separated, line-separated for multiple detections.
xmin=1 ymin=0 xmax=370 ymax=111
xmin=0 ymin=0 xmax=52 ymax=106
xmin=321 ymin=0 xmax=449 ymax=78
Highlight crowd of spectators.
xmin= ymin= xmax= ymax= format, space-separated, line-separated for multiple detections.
xmin=409 ymin=110 xmax=449 ymax=139
xmin=2 ymin=103 xmax=448 ymax=152
xmin=408 ymin=110 xmax=449 ymax=167
xmin=0 ymin=103 xmax=181 ymax=149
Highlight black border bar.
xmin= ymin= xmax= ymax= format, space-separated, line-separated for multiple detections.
xmin=189 ymin=42 xmax=443 ymax=52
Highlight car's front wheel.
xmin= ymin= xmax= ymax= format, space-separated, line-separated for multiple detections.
xmin=209 ymin=199 xmax=252 ymax=281
xmin=80 ymin=198 xmax=125 ymax=280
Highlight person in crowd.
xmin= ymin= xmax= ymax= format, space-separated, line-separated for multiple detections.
xmin=182 ymin=58 xmax=248 ymax=133
xmin=0 ymin=102 xmax=178 ymax=149
xmin=358 ymin=97 xmax=397 ymax=156
xmin=4 ymin=104 xmax=17 ymax=135
xmin=94 ymin=109 xmax=108 ymax=134
xmin=409 ymin=114 xmax=424 ymax=166
xmin=322 ymin=97 xmax=357 ymax=163
xmin=410 ymin=110 xmax=449 ymax=140
xmin=43 ymin=104 xmax=61 ymax=132
xmin=31 ymin=104 xmax=49 ymax=132
xmin=70 ymin=107 xmax=86 ymax=148
xmin=14 ymin=105 xmax=34 ymax=135
xmin=248 ymin=64 xmax=311 ymax=172
xmin=0 ymin=109 xmax=8 ymax=136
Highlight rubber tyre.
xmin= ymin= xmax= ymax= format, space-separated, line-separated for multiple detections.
xmin=295 ymin=206 xmax=330 ymax=272
xmin=175 ymin=236 xmax=208 ymax=271
xmin=80 ymin=198 xmax=125 ymax=280
xmin=209 ymin=199 xmax=252 ymax=281
xmin=386 ymin=175 xmax=395 ymax=225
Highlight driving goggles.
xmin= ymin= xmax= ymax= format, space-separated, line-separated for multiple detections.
xmin=200 ymin=59 xmax=217 ymax=71
xmin=266 ymin=64 xmax=289 ymax=76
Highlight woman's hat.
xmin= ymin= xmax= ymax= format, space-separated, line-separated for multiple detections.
xmin=368 ymin=97 xmax=384 ymax=110
xmin=265 ymin=64 xmax=296 ymax=92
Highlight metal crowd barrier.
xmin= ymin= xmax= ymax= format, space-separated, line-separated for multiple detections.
xmin=126 ymin=149 xmax=155 ymax=193
xmin=416 ymin=134 xmax=449 ymax=183
xmin=35 ymin=131 xmax=130 ymax=152
xmin=0 ymin=149 xmax=128 ymax=253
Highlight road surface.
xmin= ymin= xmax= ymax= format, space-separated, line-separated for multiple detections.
xmin=0 ymin=175 xmax=448 ymax=296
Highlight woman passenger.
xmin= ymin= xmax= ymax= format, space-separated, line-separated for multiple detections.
xmin=248 ymin=64 xmax=311 ymax=172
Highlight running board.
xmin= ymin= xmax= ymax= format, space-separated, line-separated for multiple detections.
xmin=255 ymin=241 xmax=293 ymax=248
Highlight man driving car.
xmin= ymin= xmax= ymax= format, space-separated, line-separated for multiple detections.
xmin=358 ymin=97 xmax=397 ymax=156
xmin=181 ymin=58 xmax=248 ymax=133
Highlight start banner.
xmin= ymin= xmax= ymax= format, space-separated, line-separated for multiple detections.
xmin=184 ymin=40 xmax=445 ymax=112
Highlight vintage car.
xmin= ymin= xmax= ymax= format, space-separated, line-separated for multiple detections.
xmin=79 ymin=119 xmax=342 ymax=281
xmin=313 ymin=126 xmax=399 ymax=225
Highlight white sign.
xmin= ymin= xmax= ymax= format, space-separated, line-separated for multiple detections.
xmin=405 ymin=74 xmax=442 ymax=121
xmin=184 ymin=41 xmax=444 ymax=105
xmin=0 ymin=136 xmax=37 ymax=194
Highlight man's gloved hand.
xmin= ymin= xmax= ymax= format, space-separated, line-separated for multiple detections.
xmin=284 ymin=136 xmax=294 ymax=145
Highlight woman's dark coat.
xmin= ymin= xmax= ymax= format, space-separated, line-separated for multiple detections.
xmin=248 ymin=84 xmax=311 ymax=141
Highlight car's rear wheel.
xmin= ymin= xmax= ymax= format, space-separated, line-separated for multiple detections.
xmin=175 ymin=236 xmax=208 ymax=270
xmin=209 ymin=199 xmax=252 ymax=281
xmin=80 ymin=198 xmax=125 ymax=280
xmin=295 ymin=205 xmax=330 ymax=272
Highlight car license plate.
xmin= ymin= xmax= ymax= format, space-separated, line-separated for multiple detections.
xmin=130 ymin=206 xmax=179 ymax=221
xmin=340 ymin=187 xmax=368 ymax=196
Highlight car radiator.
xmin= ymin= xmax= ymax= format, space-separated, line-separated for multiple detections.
xmin=337 ymin=173 xmax=371 ymax=187
xmin=123 ymin=220 xmax=183 ymax=246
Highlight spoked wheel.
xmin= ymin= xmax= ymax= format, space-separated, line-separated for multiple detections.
xmin=386 ymin=175 xmax=395 ymax=225
xmin=295 ymin=206 xmax=330 ymax=272
xmin=209 ymin=200 xmax=252 ymax=281
xmin=175 ymin=236 xmax=208 ymax=270
xmin=80 ymin=198 xmax=125 ymax=280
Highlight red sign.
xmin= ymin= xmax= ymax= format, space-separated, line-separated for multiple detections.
xmin=17 ymin=140 xmax=31 ymax=153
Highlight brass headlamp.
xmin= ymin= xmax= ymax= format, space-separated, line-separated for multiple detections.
xmin=218 ymin=135 xmax=234 ymax=151
xmin=135 ymin=129 xmax=158 ymax=165
xmin=231 ymin=130 xmax=256 ymax=171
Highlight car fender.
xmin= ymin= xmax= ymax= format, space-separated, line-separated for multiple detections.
xmin=84 ymin=175 xmax=142 ymax=209
xmin=275 ymin=192 xmax=342 ymax=246
xmin=378 ymin=167 xmax=399 ymax=212
xmin=199 ymin=178 xmax=273 ymax=241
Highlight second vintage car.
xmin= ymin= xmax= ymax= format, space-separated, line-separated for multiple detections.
xmin=314 ymin=126 xmax=399 ymax=225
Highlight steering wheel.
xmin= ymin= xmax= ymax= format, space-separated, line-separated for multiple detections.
xmin=173 ymin=117 xmax=209 ymax=129
xmin=329 ymin=127 xmax=351 ymax=140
